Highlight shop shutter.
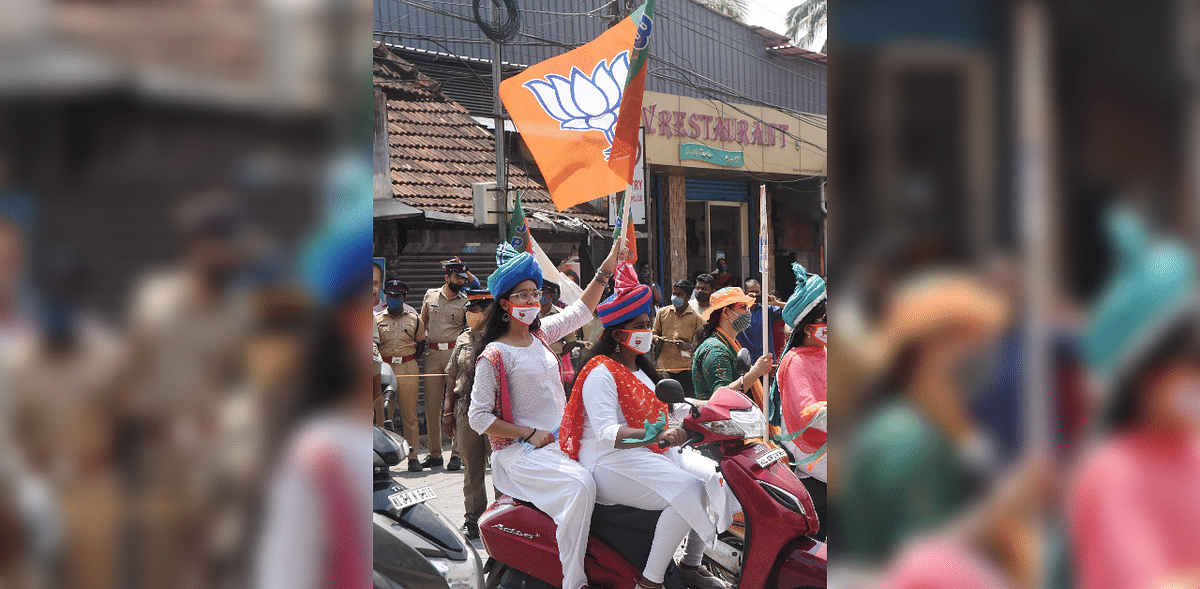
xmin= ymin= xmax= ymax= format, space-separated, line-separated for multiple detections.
xmin=387 ymin=250 xmax=499 ymax=296
xmin=684 ymin=179 xmax=751 ymax=202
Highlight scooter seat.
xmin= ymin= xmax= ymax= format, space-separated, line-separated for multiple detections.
xmin=496 ymin=495 xmax=664 ymax=572
xmin=591 ymin=504 xmax=663 ymax=573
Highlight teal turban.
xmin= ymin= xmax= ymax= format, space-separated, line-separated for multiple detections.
xmin=783 ymin=263 xmax=827 ymax=327
xmin=1082 ymin=207 xmax=1200 ymax=393
xmin=488 ymin=243 xmax=543 ymax=299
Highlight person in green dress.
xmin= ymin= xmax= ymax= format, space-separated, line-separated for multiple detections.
xmin=842 ymin=273 xmax=1011 ymax=563
xmin=691 ymin=287 xmax=775 ymax=404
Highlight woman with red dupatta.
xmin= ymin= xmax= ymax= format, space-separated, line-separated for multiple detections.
xmin=559 ymin=262 xmax=735 ymax=589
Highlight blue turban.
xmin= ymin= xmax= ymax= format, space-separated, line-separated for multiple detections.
xmin=782 ymin=263 xmax=826 ymax=327
xmin=488 ymin=243 xmax=542 ymax=299
xmin=299 ymin=211 xmax=372 ymax=310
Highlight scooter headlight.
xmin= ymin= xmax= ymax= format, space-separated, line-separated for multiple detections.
xmin=707 ymin=406 xmax=767 ymax=438
xmin=429 ymin=556 xmax=483 ymax=589
xmin=707 ymin=419 xmax=745 ymax=436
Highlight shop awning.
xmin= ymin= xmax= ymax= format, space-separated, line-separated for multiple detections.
xmin=373 ymin=199 xmax=423 ymax=219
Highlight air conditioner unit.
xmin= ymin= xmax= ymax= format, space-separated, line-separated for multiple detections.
xmin=473 ymin=182 xmax=515 ymax=226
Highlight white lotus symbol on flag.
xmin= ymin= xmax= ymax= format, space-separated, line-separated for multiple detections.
xmin=523 ymin=51 xmax=630 ymax=159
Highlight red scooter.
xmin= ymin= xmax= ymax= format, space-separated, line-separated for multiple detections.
xmin=478 ymin=379 xmax=827 ymax=589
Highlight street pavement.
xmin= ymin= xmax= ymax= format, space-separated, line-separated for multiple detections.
xmin=391 ymin=456 xmax=493 ymax=558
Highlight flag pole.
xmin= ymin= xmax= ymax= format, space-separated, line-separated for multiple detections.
xmin=491 ymin=7 xmax=507 ymax=244
xmin=759 ymin=184 xmax=770 ymax=416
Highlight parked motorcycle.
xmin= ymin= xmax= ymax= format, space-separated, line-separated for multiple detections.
xmin=477 ymin=379 xmax=826 ymax=589
xmin=373 ymin=427 xmax=485 ymax=589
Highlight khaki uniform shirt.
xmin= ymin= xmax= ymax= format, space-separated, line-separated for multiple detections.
xmin=654 ymin=304 xmax=704 ymax=372
xmin=539 ymin=305 xmax=578 ymax=355
xmin=445 ymin=330 xmax=476 ymax=410
xmin=375 ymin=309 xmax=423 ymax=358
xmin=420 ymin=286 xmax=468 ymax=346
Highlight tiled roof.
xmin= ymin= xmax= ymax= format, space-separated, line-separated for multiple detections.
xmin=374 ymin=43 xmax=606 ymax=230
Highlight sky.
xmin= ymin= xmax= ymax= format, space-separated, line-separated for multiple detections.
xmin=741 ymin=0 xmax=827 ymax=52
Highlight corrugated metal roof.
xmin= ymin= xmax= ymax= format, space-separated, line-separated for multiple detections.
xmin=375 ymin=0 xmax=826 ymax=117
xmin=374 ymin=43 xmax=607 ymax=230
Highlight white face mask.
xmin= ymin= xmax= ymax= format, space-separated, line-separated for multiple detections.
xmin=811 ymin=325 xmax=828 ymax=345
xmin=618 ymin=329 xmax=654 ymax=355
xmin=508 ymin=304 xmax=541 ymax=326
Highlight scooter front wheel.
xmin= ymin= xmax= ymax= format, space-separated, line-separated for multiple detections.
xmin=485 ymin=560 xmax=557 ymax=589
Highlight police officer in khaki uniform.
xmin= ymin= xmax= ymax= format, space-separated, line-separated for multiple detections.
xmin=418 ymin=261 xmax=476 ymax=469
xmin=441 ymin=287 xmax=497 ymax=539
xmin=376 ymin=279 xmax=427 ymax=471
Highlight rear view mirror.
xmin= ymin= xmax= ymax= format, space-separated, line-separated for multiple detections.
xmin=736 ymin=348 xmax=753 ymax=373
xmin=655 ymin=379 xmax=686 ymax=404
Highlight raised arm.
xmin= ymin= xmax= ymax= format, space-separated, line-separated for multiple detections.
xmin=578 ymin=237 xmax=626 ymax=313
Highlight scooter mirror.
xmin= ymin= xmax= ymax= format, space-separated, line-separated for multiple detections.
xmin=655 ymin=379 xmax=686 ymax=404
xmin=736 ymin=348 xmax=753 ymax=373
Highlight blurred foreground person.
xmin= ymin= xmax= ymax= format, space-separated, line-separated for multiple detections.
xmin=253 ymin=212 xmax=371 ymax=589
xmin=124 ymin=197 xmax=251 ymax=589
xmin=0 ymin=193 xmax=42 ymax=589
xmin=200 ymin=285 xmax=310 ymax=589
xmin=843 ymin=272 xmax=1010 ymax=562
xmin=7 ymin=251 xmax=125 ymax=589
xmin=1069 ymin=208 xmax=1200 ymax=589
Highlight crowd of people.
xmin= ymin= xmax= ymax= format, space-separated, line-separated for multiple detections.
xmin=0 ymin=188 xmax=376 ymax=589
xmin=377 ymin=241 xmax=831 ymax=589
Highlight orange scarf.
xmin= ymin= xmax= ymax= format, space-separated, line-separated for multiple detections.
xmin=560 ymin=355 xmax=670 ymax=461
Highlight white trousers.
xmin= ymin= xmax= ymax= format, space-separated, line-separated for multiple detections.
xmin=591 ymin=449 xmax=726 ymax=584
xmin=492 ymin=444 xmax=597 ymax=589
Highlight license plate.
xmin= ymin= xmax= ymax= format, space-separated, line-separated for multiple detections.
xmin=389 ymin=486 xmax=436 ymax=510
xmin=755 ymin=447 xmax=787 ymax=468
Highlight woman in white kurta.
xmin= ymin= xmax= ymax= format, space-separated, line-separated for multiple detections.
xmin=468 ymin=241 xmax=622 ymax=589
xmin=559 ymin=265 xmax=734 ymax=589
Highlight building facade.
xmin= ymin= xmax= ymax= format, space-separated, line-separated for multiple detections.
xmin=375 ymin=0 xmax=826 ymax=294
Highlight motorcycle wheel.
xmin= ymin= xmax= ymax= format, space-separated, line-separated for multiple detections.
xmin=699 ymin=532 xmax=743 ymax=587
xmin=484 ymin=559 xmax=505 ymax=589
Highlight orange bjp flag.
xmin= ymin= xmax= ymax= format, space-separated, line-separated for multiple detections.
xmin=499 ymin=5 xmax=653 ymax=211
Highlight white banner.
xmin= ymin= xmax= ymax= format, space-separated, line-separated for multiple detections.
xmin=609 ymin=128 xmax=646 ymax=226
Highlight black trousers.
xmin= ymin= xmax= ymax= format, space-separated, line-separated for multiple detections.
xmin=664 ymin=370 xmax=695 ymax=397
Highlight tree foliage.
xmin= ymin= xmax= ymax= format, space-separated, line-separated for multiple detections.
xmin=785 ymin=0 xmax=827 ymax=51
xmin=697 ymin=0 xmax=748 ymax=21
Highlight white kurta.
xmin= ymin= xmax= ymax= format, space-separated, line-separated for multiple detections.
xmin=578 ymin=363 xmax=736 ymax=548
xmin=469 ymin=299 xmax=596 ymax=589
